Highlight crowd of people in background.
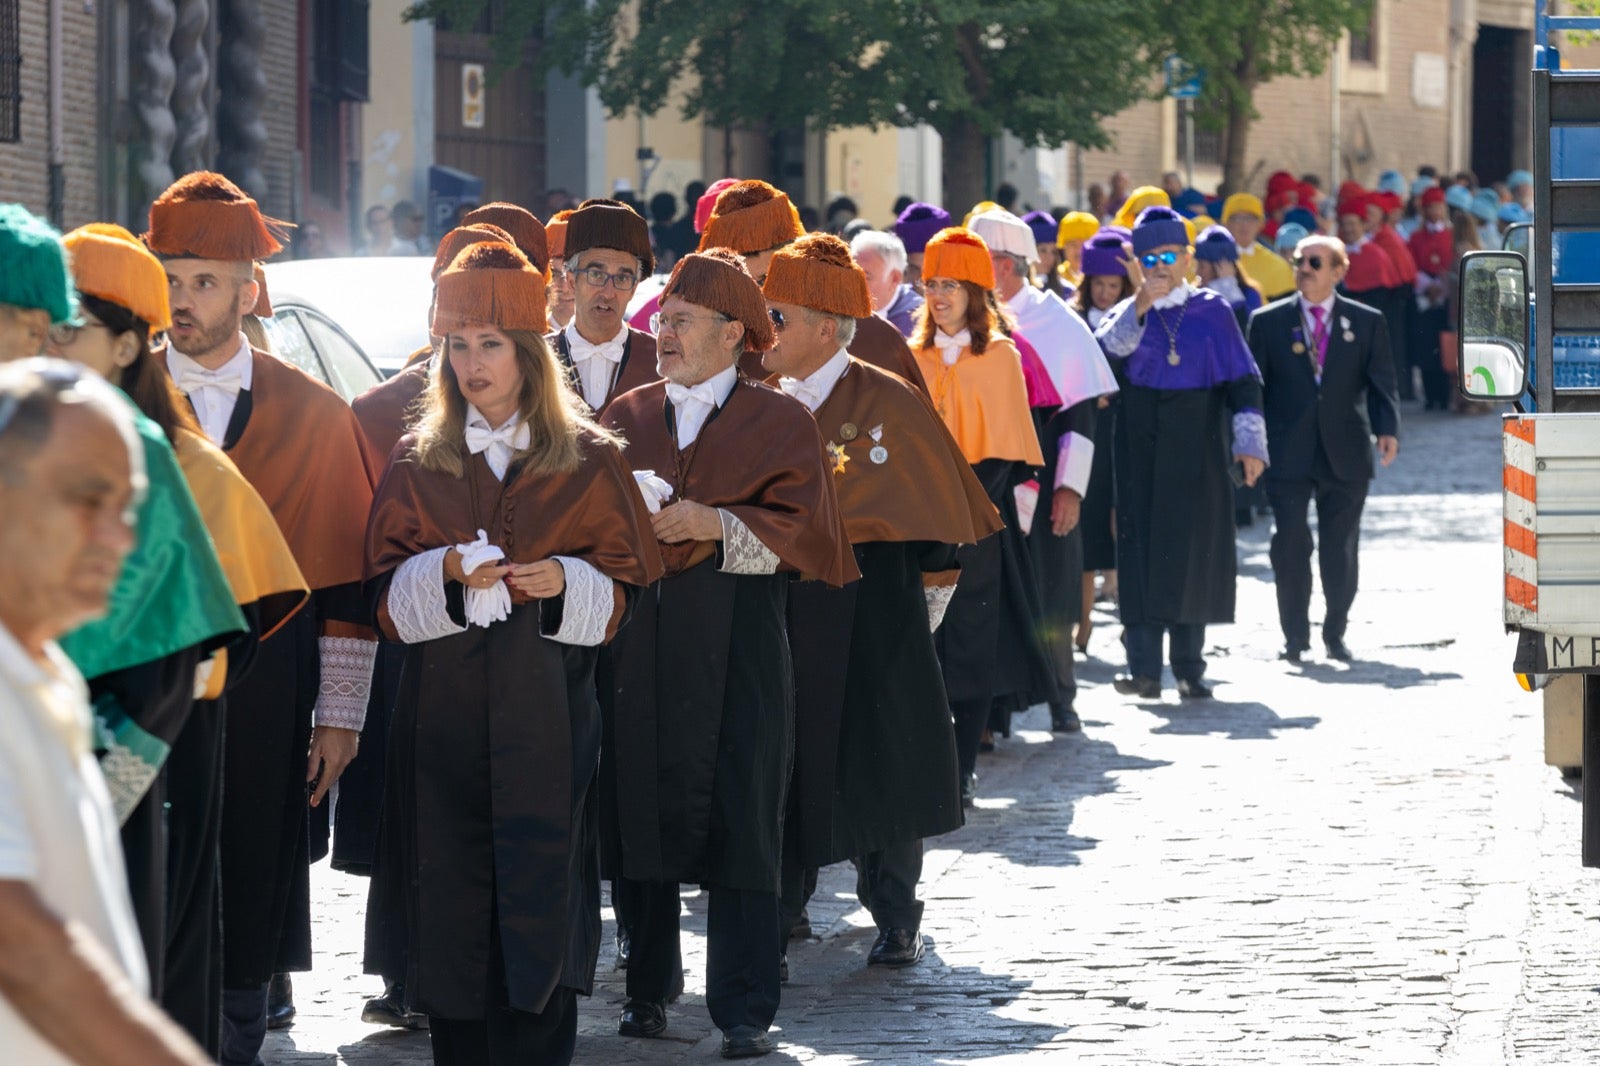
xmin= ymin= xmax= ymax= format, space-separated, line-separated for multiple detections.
xmin=0 ymin=151 xmax=1507 ymax=1066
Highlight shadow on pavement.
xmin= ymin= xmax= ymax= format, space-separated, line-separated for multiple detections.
xmin=1141 ymin=699 xmax=1320 ymax=740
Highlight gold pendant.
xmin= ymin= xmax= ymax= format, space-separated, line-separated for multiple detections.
xmin=1167 ymin=347 xmax=1181 ymax=366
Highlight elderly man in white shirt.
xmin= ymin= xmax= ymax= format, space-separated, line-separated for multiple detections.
xmin=0 ymin=359 xmax=209 ymax=1066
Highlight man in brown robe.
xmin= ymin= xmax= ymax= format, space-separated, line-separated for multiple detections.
xmin=144 ymin=171 xmax=380 ymax=1066
xmin=761 ymin=234 xmax=1002 ymax=972
xmin=548 ymin=199 xmax=661 ymax=414
xmin=600 ymin=249 xmax=856 ymax=1059
xmin=700 ymin=179 xmax=926 ymax=392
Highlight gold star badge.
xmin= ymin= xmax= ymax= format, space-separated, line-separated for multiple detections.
xmin=826 ymin=440 xmax=850 ymax=475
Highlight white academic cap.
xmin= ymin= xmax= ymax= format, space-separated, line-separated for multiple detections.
xmin=968 ymin=208 xmax=1039 ymax=265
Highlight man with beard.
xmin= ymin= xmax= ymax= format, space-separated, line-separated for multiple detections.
xmin=600 ymin=249 xmax=855 ymax=1058
xmin=762 ymin=234 xmax=1001 ymax=973
xmin=549 ymin=199 xmax=661 ymax=414
xmin=145 ymin=172 xmax=380 ymax=1066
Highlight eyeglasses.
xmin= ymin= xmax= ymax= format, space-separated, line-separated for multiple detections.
xmin=768 ymin=308 xmax=787 ymax=332
xmin=47 ymin=321 xmax=109 ymax=346
xmin=650 ymin=311 xmax=730 ymax=335
xmin=569 ymin=266 xmax=639 ymax=291
xmin=1139 ymin=251 xmax=1181 ymax=268
xmin=1292 ymin=254 xmax=1326 ymax=271
xmin=923 ymin=279 xmax=964 ymax=295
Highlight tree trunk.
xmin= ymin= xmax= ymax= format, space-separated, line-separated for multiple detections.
xmin=942 ymin=115 xmax=987 ymax=218
xmin=1220 ymin=85 xmax=1255 ymax=196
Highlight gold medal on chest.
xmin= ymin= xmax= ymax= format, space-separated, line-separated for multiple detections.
xmin=1292 ymin=342 xmax=1306 ymax=355
xmin=839 ymin=422 xmax=859 ymax=441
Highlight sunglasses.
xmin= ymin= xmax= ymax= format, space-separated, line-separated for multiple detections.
xmin=768 ymin=307 xmax=787 ymax=332
xmin=1139 ymin=250 xmax=1180 ymax=268
xmin=1292 ymin=254 xmax=1326 ymax=271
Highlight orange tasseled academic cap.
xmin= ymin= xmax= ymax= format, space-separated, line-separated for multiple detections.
xmin=432 ymin=223 xmax=515 ymax=281
xmin=762 ymin=233 xmax=872 ymax=319
xmin=144 ymin=171 xmax=290 ymax=262
xmin=431 ymin=241 xmax=548 ymax=336
xmin=546 ymin=209 xmax=574 ymax=261
xmin=699 ymin=180 xmax=804 ymax=254
xmin=460 ymin=202 xmax=548 ymax=272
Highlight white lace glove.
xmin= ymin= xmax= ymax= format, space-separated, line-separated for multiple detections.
xmin=633 ymin=469 xmax=675 ymax=515
xmin=458 ymin=529 xmax=512 ymax=628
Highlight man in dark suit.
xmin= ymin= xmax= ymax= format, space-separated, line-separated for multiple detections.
xmin=1247 ymin=234 xmax=1401 ymax=663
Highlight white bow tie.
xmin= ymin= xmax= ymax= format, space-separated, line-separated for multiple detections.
xmin=570 ymin=333 xmax=626 ymax=365
xmin=176 ymin=365 xmax=244 ymax=398
xmin=933 ymin=329 xmax=972 ymax=365
xmin=665 ymin=381 xmax=719 ymax=409
xmin=778 ymin=376 xmax=822 ymax=411
xmin=464 ymin=415 xmax=531 ymax=479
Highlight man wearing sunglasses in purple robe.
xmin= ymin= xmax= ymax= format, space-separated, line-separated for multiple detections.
xmin=1092 ymin=206 xmax=1270 ymax=700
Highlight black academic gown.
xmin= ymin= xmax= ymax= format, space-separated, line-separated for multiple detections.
xmin=1113 ymin=378 xmax=1261 ymax=626
xmin=787 ymin=541 xmax=963 ymax=867
xmin=1024 ymin=399 xmax=1096 ymax=701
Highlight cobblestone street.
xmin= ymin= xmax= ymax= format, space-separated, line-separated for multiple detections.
xmin=266 ymin=405 xmax=1600 ymax=1064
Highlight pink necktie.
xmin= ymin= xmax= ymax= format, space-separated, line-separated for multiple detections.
xmin=1310 ymin=305 xmax=1330 ymax=372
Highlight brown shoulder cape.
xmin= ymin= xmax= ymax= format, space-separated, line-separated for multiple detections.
xmin=161 ymin=348 xmax=382 ymax=590
xmin=814 ymin=358 xmax=1002 ymax=546
xmin=353 ymin=359 xmax=431 ymax=463
xmin=173 ymin=428 xmax=310 ymax=639
xmin=601 ymin=377 xmax=859 ymax=587
xmin=848 ymin=313 xmax=928 ymax=393
xmin=366 ymin=428 xmax=663 ymax=633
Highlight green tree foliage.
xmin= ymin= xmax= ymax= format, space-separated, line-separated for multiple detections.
xmin=1150 ymin=0 xmax=1373 ymax=193
xmin=410 ymin=0 xmax=1157 ymax=210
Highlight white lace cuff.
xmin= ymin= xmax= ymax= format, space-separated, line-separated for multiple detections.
xmin=1092 ymin=296 xmax=1146 ymax=357
xmin=1232 ymin=409 xmax=1270 ymax=465
xmin=389 ymin=546 xmax=468 ymax=644
xmin=1055 ymin=431 xmax=1094 ymax=496
xmin=314 ymin=635 xmax=377 ymax=730
xmin=718 ymin=509 xmax=781 ymax=575
xmin=924 ymin=583 xmax=957 ymax=632
xmin=544 ymin=556 xmax=616 ymax=647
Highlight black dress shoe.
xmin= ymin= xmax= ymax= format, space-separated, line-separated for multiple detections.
xmin=266 ymin=973 xmax=296 ymax=1030
xmin=959 ymin=772 xmax=977 ymax=809
xmin=361 ymin=980 xmax=429 ymax=1030
xmin=1279 ymin=647 xmax=1305 ymax=664
xmin=789 ymin=906 xmax=812 ymax=940
xmin=1175 ymin=678 xmax=1213 ymax=700
xmin=1112 ymin=675 xmax=1161 ymax=699
xmin=1325 ymin=639 xmax=1354 ymax=662
xmin=614 ymin=927 xmax=631 ymax=970
xmin=1050 ymin=703 xmax=1082 ymax=733
xmin=721 ymin=1024 xmax=776 ymax=1058
xmin=618 ymin=999 xmax=667 ymax=1038
xmin=867 ymin=927 xmax=925 ymax=967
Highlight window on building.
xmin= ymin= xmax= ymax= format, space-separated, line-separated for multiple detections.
xmin=1349 ymin=11 xmax=1378 ymax=65
xmin=1175 ymin=99 xmax=1225 ymax=169
xmin=0 ymin=0 xmax=20 ymax=143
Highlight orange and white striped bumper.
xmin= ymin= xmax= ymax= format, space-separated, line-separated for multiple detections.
xmin=1505 ymin=416 xmax=1538 ymax=624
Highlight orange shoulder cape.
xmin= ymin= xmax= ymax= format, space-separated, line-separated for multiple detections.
xmin=911 ymin=336 xmax=1045 ymax=466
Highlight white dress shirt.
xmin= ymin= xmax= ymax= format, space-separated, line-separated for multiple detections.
xmin=564 ymin=322 xmax=628 ymax=410
xmin=463 ymin=405 xmax=532 ymax=481
xmin=777 ymin=348 xmax=850 ymax=413
xmin=169 ymin=335 xmax=254 ymax=445
xmin=667 ymin=364 xmax=738 ymax=449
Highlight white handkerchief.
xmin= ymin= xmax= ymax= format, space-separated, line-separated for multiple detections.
xmin=457 ymin=529 xmax=511 ymax=628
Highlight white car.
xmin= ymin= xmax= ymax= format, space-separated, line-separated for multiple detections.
xmin=261 ymin=257 xmax=436 ymax=387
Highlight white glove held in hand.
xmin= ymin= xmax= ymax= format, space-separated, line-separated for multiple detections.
xmin=458 ymin=529 xmax=511 ymax=628
xmin=633 ymin=469 xmax=675 ymax=515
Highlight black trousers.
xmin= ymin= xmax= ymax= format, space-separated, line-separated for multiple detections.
xmin=1266 ymin=474 xmax=1369 ymax=649
xmin=950 ymin=699 xmax=988 ymax=780
xmin=1412 ymin=305 xmax=1451 ymax=409
xmin=853 ymin=838 xmax=925 ymax=933
xmin=623 ymin=879 xmax=780 ymax=1032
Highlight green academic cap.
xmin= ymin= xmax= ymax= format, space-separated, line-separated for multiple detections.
xmin=0 ymin=202 xmax=79 ymax=325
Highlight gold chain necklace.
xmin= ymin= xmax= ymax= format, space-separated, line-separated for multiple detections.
xmin=1152 ymin=296 xmax=1188 ymax=366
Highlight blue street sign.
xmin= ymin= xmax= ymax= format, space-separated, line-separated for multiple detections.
xmin=1165 ymin=55 xmax=1203 ymax=99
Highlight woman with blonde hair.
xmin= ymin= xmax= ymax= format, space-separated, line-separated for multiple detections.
xmin=364 ymin=239 xmax=661 ymax=1065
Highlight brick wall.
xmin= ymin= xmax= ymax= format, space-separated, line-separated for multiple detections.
xmin=0 ymin=0 xmax=101 ymax=226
